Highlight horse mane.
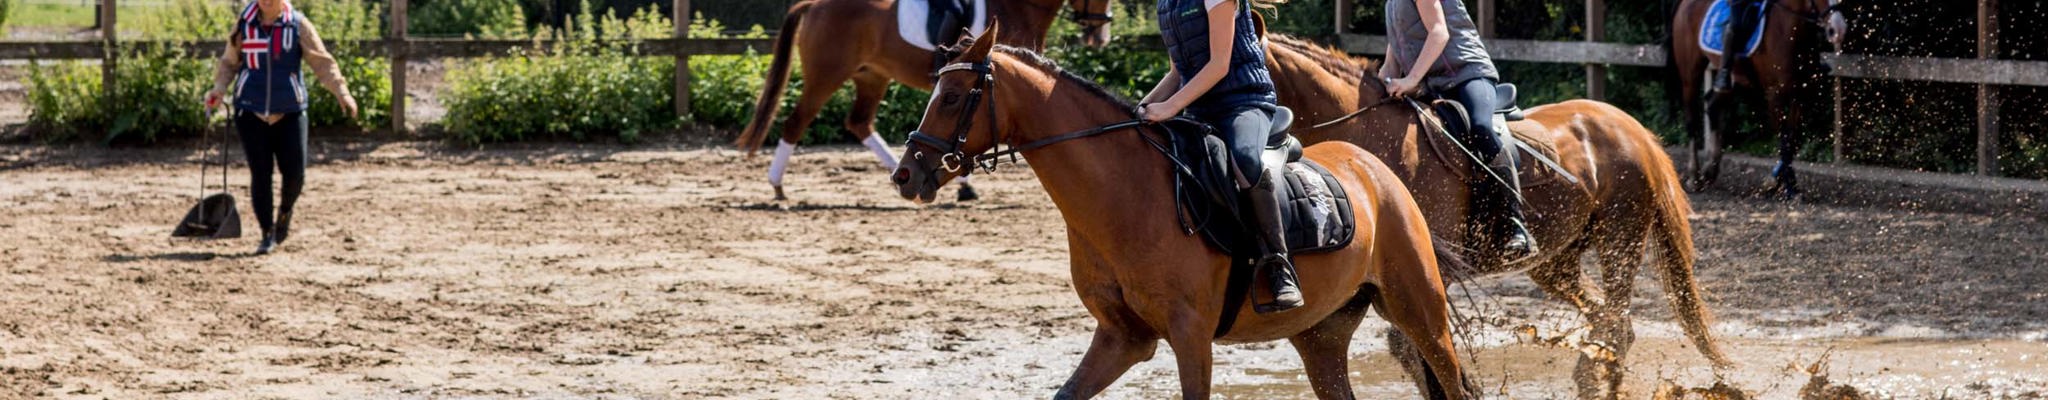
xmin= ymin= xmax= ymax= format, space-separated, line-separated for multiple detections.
xmin=989 ymin=45 xmax=1137 ymax=108
xmin=1265 ymin=33 xmax=1375 ymax=86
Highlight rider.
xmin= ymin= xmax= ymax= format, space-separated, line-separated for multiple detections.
xmin=1139 ymin=0 xmax=1300 ymax=313
xmin=1380 ymin=0 xmax=1538 ymax=261
xmin=1713 ymin=0 xmax=1765 ymax=94
xmin=928 ymin=0 xmax=967 ymax=47
xmin=204 ymin=0 xmax=358 ymax=255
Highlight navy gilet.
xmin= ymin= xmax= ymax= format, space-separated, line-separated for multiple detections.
xmin=1157 ymin=0 xmax=1276 ymax=116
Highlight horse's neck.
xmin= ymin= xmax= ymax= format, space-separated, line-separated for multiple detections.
xmin=988 ymin=0 xmax=1058 ymax=49
xmin=997 ymin=67 xmax=1176 ymax=243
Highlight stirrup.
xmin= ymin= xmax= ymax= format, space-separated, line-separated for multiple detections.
xmin=1500 ymin=219 xmax=1540 ymax=264
xmin=1252 ymin=254 xmax=1303 ymax=314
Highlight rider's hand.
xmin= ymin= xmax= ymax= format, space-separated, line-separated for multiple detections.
xmin=339 ymin=94 xmax=359 ymax=119
xmin=1387 ymin=76 xmax=1424 ymax=98
xmin=1139 ymin=102 xmax=1181 ymax=123
xmin=202 ymin=90 xmax=224 ymax=111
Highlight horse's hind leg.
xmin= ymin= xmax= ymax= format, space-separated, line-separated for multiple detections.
xmin=1372 ymin=253 xmax=1467 ymax=399
xmin=846 ymin=72 xmax=898 ymax=172
xmin=766 ymin=51 xmax=861 ymax=200
xmin=1289 ymin=292 xmax=1373 ymax=399
xmin=1764 ymin=88 xmax=1804 ymax=200
xmin=1573 ymin=216 xmax=1653 ymax=400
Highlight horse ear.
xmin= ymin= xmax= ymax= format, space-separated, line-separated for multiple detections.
xmin=966 ymin=20 xmax=999 ymax=60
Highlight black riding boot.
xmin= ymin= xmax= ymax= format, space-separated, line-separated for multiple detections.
xmin=1714 ymin=0 xmax=1760 ymax=94
xmin=1249 ymin=164 xmax=1303 ymax=314
xmin=1476 ymin=153 xmax=1538 ymax=262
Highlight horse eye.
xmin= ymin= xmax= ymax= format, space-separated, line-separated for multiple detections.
xmin=942 ymin=93 xmax=961 ymax=105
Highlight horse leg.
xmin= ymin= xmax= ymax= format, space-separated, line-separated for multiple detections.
xmin=1765 ymin=86 xmax=1804 ymax=201
xmin=1289 ymin=293 xmax=1373 ymax=399
xmin=1163 ymin=309 xmax=1216 ymax=400
xmin=1701 ymin=68 xmax=1729 ymax=187
xmin=767 ymin=57 xmax=860 ymax=201
xmin=1371 ymin=250 xmax=1468 ymax=399
xmin=1524 ymin=237 xmax=1634 ymax=400
xmin=1680 ymin=64 xmax=1709 ymax=191
xmin=1578 ymin=217 xmax=1652 ymax=400
xmin=1053 ymin=323 xmax=1159 ymax=399
xmin=847 ymin=72 xmax=898 ymax=172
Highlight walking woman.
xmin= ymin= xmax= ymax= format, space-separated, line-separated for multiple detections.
xmin=1379 ymin=0 xmax=1537 ymax=260
xmin=204 ymin=0 xmax=358 ymax=255
xmin=1139 ymin=0 xmax=1300 ymax=312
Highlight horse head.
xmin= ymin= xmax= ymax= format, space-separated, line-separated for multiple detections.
xmin=896 ymin=24 xmax=1007 ymax=204
xmin=1068 ymin=0 xmax=1115 ymax=47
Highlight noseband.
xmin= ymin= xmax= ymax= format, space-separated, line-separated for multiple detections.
xmin=906 ymin=61 xmax=1002 ymax=175
xmin=1070 ymin=0 xmax=1114 ymax=25
xmin=904 ymin=59 xmax=1152 ymax=181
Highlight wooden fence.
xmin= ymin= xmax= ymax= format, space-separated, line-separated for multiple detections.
xmin=1334 ymin=0 xmax=2048 ymax=177
xmin=0 ymin=0 xmax=774 ymax=133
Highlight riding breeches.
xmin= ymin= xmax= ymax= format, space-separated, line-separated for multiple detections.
xmin=236 ymin=110 xmax=308 ymax=233
xmin=1198 ymin=105 xmax=1280 ymax=188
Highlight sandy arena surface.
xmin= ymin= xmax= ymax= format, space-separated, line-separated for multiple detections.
xmin=0 ymin=137 xmax=2044 ymax=399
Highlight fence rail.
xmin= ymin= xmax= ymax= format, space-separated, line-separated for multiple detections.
xmin=1333 ymin=0 xmax=2029 ymax=177
xmin=0 ymin=38 xmax=774 ymax=60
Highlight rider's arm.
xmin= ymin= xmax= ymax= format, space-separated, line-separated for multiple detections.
xmin=1379 ymin=42 xmax=1398 ymax=79
xmin=1142 ymin=66 xmax=1182 ymax=105
xmin=1157 ymin=0 xmax=1241 ymax=112
xmin=1398 ymin=0 xmax=1451 ymax=85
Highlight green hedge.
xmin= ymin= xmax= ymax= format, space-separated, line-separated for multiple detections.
xmin=440 ymin=5 xmax=679 ymax=144
xmin=411 ymin=0 xmax=527 ymax=37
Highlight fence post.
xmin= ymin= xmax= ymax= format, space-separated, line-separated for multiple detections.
xmin=1832 ymin=77 xmax=1845 ymax=164
xmin=1479 ymin=0 xmax=1495 ymax=38
xmin=1584 ymin=0 xmax=1605 ymax=101
xmin=1976 ymin=0 xmax=1999 ymax=176
xmin=676 ymin=0 xmax=692 ymax=120
xmin=100 ymin=0 xmax=115 ymax=107
xmin=390 ymin=0 xmax=408 ymax=134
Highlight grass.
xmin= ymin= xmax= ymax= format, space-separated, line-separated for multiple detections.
xmin=8 ymin=1 xmax=172 ymax=30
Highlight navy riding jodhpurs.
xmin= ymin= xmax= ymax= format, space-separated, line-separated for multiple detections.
xmin=1444 ymin=77 xmax=1502 ymax=160
xmin=1197 ymin=104 xmax=1280 ymax=187
xmin=236 ymin=110 xmax=308 ymax=233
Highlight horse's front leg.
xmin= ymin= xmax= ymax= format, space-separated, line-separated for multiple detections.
xmin=1164 ymin=307 xmax=1218 ymax=400
xmin=1054 ymin=323 xmax=1160 ymax=399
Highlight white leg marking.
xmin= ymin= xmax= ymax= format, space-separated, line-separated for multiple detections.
xmin=769 ymin=140 xmax=796 ymax=187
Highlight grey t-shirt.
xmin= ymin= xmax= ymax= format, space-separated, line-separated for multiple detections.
xmin=1385 ymin=0 xmax=1499 ymax=91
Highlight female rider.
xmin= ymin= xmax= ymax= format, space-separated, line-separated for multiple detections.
xmin=204 ymin=0 xmax=358 ymax=255
xmin=1380 ymin=0 xmax=1537 ymax=260
xmin=1138 ymin=0 xmax=1299 ymax=313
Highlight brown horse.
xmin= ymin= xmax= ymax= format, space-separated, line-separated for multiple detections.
xmin=735 ymin=0 xmax=1115 ymax=201
xmin=1260 ymin=35 xmax=1732 ymax=399
xmin=891 ymin=29 xmax=1470 ymax=399
xmin=1672 ymin=0 xmax=1843 ymax=198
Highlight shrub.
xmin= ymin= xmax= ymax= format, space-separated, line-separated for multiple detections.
xmin=0 ymin=0 xmax=14 ymax=35
xmin=300 ymin=0 xmax=393 ymax=128
xmin=412 ymin=0 xmax=527 ymax=37
xmin=27 ymin=44 xmax=212 ymax=144
xmin=440 ymin=4 xmax=677 ymax=144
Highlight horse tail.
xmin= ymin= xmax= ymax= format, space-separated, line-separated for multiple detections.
xmin=735 ymin=0 xmax=814 ymax=155
xmin=1640 ymin=124 xmax=1734 ymax=368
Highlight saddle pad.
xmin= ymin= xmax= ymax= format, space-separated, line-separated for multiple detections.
xmin=1163 ymin=125 xmax=1357 ymax=257
xmin=897 ymin=0 xmax=988 ymax=51
xmin=1700 ymin=0 xmax=1767 ymax=57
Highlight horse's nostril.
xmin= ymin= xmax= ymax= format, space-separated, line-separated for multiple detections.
xmin=891 ymin=168 xmax=911 ymax=186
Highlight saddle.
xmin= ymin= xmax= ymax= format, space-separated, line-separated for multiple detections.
xmin=1159 ymin=106 xmax=1358 ymax=258
xmin=1419 ymin=83 xmax=1582 ymax=184
xmin=1152 ymin=106 xmax=1358 ymax=336
xmin=1700 ymin=0 xmax=1769 ymax=57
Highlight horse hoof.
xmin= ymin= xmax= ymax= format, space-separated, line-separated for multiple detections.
xmin=956 ymin=184 xmax=980 ymax=202
xmin=773 ymin=186 xmax=788 ymax=201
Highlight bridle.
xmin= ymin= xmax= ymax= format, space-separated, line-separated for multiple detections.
xmin=904 ymin=59 xmax=1151 ymax=179
xmin=1069 ymin=0 xmax=1114 ymax=26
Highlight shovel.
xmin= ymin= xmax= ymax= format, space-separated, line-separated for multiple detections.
xmin=172 ymin=102 xmax=241 ymax=239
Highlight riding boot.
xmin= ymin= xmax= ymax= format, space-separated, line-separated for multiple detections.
xmin=1249 ymin=163 xmax=1303 ymax=314
xmin=274 ymin=211 xmax=293 ymax=244
xmin=1484 ymin=153 xmax=1539 ymax=262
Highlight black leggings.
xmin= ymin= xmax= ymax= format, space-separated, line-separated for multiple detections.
xmin=236 ymin=111 xmax=307 ymax=233
xmin=1443 ymin=77 xmax=1503 ymax=161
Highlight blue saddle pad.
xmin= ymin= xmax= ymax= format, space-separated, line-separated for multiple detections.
xmin=1700 ymin=0 xmax=1767 ymax=57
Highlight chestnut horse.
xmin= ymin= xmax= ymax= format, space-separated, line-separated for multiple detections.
xmin=892 ymin=30 xmax=1470 ymax=399
xmin=1672 ymin=0 xmax=1844 ymax=198
xmin=1260 ymin=35 xmax=1731 ymax=399
xmin=735 ymin=0 xmax=1115 ymax=201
